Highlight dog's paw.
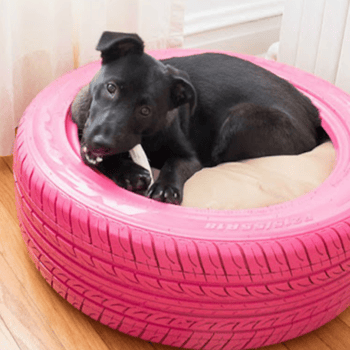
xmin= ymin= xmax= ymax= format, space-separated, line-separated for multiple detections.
xmin=148 ymin=182 xmax=182 ymax=205
xmin=112 ymin=161 xmax=152 ymax=194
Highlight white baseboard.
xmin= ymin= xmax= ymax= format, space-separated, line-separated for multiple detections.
xmin=183 ymin=0 xmax=285 ymax=55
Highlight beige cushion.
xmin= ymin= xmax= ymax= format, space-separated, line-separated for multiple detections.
xmin=182 ymin=142 xmax=336 ymax=210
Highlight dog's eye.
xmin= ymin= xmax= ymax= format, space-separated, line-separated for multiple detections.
xmin=106 ymin=83 xmax=117 ymax=94
xmin=140 ymin=106 xmax=151 ymax=116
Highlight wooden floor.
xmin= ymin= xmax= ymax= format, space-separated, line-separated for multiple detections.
xmin=1 ymin=155 xmax=350 ymax=350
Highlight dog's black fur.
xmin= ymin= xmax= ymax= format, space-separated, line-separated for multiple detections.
xmin=71 ymin=31 xmax=327 ymax=205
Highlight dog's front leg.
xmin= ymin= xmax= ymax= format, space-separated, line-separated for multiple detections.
xmin=148 ymin=156 xmax=202 ymax=205
xmin=146 ymin=115 xmax=202 ymax=205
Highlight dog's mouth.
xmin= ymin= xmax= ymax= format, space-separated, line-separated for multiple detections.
xmin=81 ymin=146 xmax=104 ymax=165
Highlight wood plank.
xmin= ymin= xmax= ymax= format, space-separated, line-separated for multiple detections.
xmin=1 ymin=155 xmax=13 ymax=172
xmin=314 ymin=317 xmax=350 ymax=350
xmin=337 ymin=307 xmax=350 ymax=327
xmin=259 ymin=344 xmax=289 ymax=350
xmin=0 ymin=254 xmax=65 ymax=350
xmin=0 ymin=157 xmax=17 ymax=222
xmin=0 ymin=316 xmax=21 ymax=350
xmin=284 ymin=332 xmax=331 ymax=350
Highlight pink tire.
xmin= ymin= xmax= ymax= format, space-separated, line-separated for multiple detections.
xmin=13 ymin=49 xmax=350 ymax=350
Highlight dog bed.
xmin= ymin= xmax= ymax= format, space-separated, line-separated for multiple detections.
xmin=13 ymin=49 xmax=350 ymax=350
xmin=182 ymin=141 xmax=335 ymax=210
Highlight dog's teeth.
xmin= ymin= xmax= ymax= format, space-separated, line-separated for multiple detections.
xmin=81 ymin=146 xmax=103 ymax=165
xmin=85 ymin=153 xmax=96 ymax=165
xmin=85 ymin=153 xmax=103 ymax=165
xmin=86 ymin=157 xmax=96 ymax=165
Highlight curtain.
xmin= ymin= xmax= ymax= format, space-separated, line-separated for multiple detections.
xmin=278 ymin=0 xmax=350 ymax=94
xmin=0 ymin=0 xmax=186 ymax=156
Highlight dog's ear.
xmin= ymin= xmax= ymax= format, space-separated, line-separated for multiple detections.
xmin=96 ymin=31 xmax=144 ymax=64
xmin=168 ymin=66 xmax=197 ymax=116
xmin=71 ymin=85 xmax=92 ymax=131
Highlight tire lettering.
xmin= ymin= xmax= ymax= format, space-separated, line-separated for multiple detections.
xmin=205 ymin=215 xmax=313 ymax=231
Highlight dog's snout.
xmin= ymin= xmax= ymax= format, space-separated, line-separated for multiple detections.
xmin=90 ymin=134 xmax=113 ymax=151
xmin=84 ymin=121 xmax=115 ymax=152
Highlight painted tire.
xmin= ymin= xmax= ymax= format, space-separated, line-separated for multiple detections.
xmin=13 ymin=49 xmax=350 ymax=350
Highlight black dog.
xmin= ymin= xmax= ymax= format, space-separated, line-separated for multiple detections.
xmin=71 ymin=31 xmax=327 ymax=205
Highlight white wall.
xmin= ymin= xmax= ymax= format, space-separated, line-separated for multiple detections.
xmin=183 ymin=0 xmax=286 ymax=55
xmin=185 ymin=0 xmax=269 ymax=17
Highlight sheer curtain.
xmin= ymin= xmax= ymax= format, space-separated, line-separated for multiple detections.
xmin=278 ymin=0 xmax=350 ymax=94
xmin=0 ymin=0 xmax=186 ymax=156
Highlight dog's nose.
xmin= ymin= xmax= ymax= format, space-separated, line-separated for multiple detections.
xmin=90 ymin=134 xmax=113 ymax=151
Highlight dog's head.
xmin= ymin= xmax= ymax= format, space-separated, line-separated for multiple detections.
xmin=71 ymin=31 xmax=197 ymax=166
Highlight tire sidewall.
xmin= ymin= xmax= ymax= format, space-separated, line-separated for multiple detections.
xmin=18 ymin=50 xmax=350 ymax=242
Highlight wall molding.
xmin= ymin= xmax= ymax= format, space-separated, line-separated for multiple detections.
xmin=184 ymin=0 xmax=285 ymax=36
xmin=183 ymin=0 xmax=285 ymax=55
